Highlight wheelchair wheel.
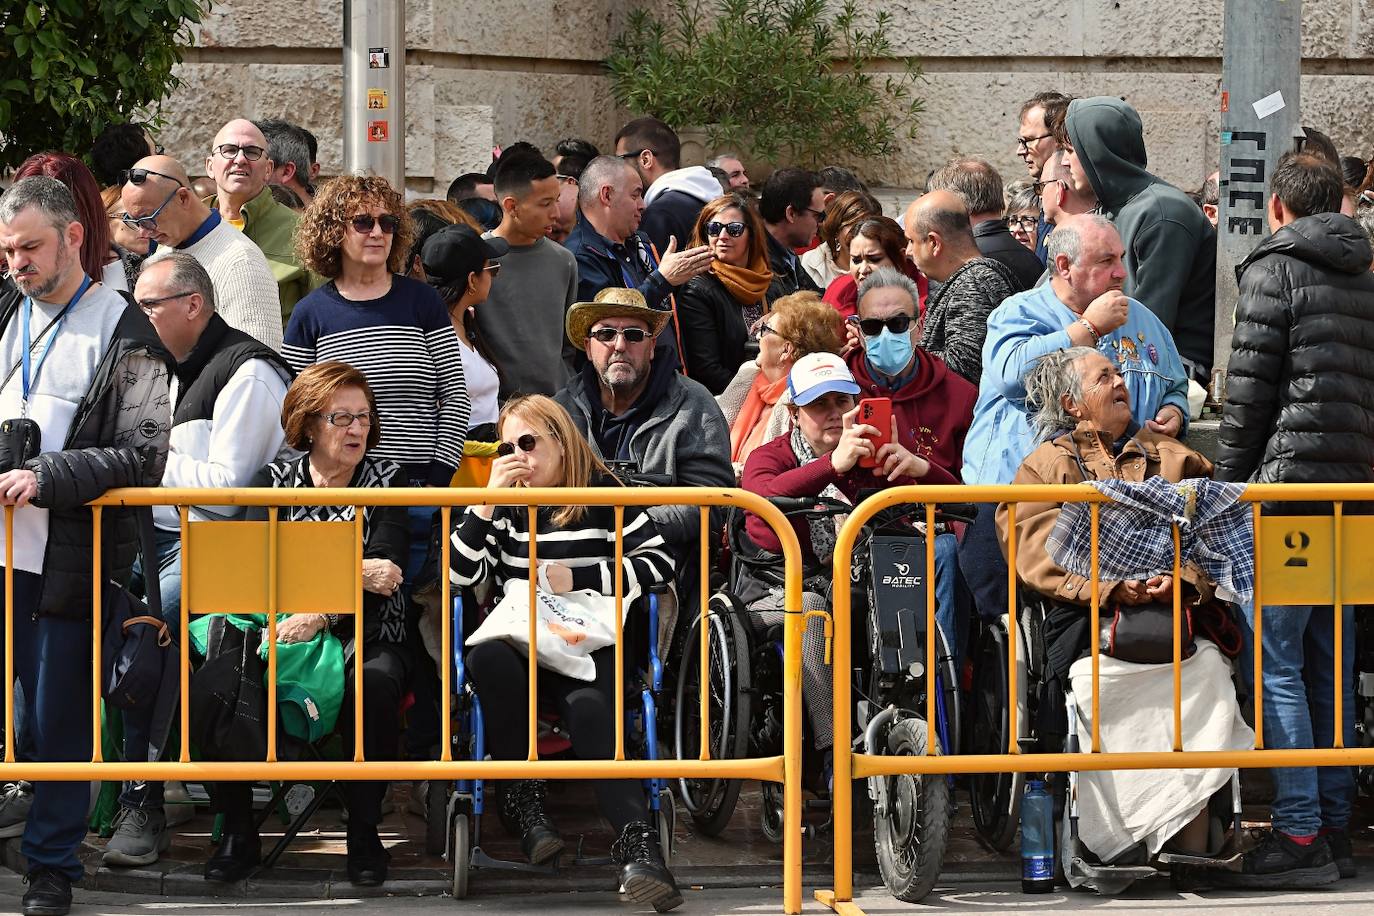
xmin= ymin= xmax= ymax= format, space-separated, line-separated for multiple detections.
xmin=657 ymin=788 xmax=676 ymax=864
xmin=759 ymin=780 xmax=786 ymax=845
xmin=968 ymin=622 xmax=1018 ymax=852
xmin=450 ymin=813 xmax=470 ymax=899
xmin=674 ymin=593 xmax=753 ymax=836
xmin=873 ymin=717 xmax=949 ymax=903
xmin=424 ymin=781 xmax=449 ymax=856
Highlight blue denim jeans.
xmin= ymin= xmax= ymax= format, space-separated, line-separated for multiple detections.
xmin=1241 ymin=602 xmax=1356 ymax=835
xmin=121 ymin=526 xmax=184 ymax=809
xmin=934 ymin=532 xmax=971 ymax=667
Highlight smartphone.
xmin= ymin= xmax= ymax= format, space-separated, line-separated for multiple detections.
xmin=856 ymin=397 xmax=892 ymax=468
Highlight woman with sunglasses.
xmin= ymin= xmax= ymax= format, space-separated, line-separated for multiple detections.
xmin=450 ymin=395 xmax=682 ymax=912
xmin=203 ymin=362 xmax=412 ymax=887
xmin=676 ymin=192 xmax=775 ymax=394
xmin=286 ymin=175 xmax=471 ymax=579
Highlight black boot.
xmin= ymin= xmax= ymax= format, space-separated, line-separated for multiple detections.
xmin=501 ymin=779 xmax=564 ymax=865
xmin=22 ymin=866 xmax=72 ymax=916
xmin=346 ymin=821 xmax=390 ymax=886
xmin=611 ymin=820 xmax=682 ymax=913
xmin=204 ymin=828 xmax=261 ymax=883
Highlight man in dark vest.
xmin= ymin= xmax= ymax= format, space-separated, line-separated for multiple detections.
xmin=102 ymin=251 xmax=292 ymax=873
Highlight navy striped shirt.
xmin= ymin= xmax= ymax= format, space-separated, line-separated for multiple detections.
xmin=283 ymin=274 xmax=469 ymax=484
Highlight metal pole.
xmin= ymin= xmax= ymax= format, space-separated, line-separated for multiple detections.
xmin=1212 ymin=0 xmax=1302 ymax=390
xmin=343 ymin=0 xmax=405 ymax=191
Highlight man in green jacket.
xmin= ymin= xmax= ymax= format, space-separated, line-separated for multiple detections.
xmin=1058 ymin=97 xmax=1217 ymax=383
xmin=205 ymin=118 xmax=313 ymax=322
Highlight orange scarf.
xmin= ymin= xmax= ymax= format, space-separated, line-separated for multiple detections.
xmin=731 ymin=371 xmax=790 ymax=463
xmin=712 ymin=252 xmax=772 ymax=306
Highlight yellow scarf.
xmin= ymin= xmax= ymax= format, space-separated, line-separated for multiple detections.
xmin=712 ymin=252 xmax=772 ymax=306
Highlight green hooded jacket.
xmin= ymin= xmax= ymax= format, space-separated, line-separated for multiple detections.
xmin=209 ymin=186 xmax=319 ymax=323
xmin=1065 ymin=97 xmax=1216 ymax=381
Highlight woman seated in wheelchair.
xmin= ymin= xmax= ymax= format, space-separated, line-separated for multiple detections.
xmin=998 ymin=347 xmax=1252 ymax=874
xmin=203 ymin=361 xmax=413 ymax=887
xmin=739 ymin=352 xmax=943 ymax=775
xmin=450 ymin=394 xmax=683 ymax=912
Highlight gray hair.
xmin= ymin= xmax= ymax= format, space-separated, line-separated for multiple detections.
xmin=1024 ymin=346 xmax=1098 ymax=441
xmin=0 ymin=176 xmax=80 ymax=236
xmin=140 ymin=251 xmax=216 ymax=312
xmin=1004 ymin=180 xmax=1040 ymax=215
xmin=707 ymin=152 xmax=743 ymax=169
xmin=256 ymin=119 xmax=313 ymax=192
xmin=1045 ymin=213 xmax=1115 ymax=267
xmin=928 ymin=156 xmax=1004 ymax=215
xmin=577 ymin=154 xmax=636 ymax=209
xmin=856 ymin=266 xmax=920 ymax=314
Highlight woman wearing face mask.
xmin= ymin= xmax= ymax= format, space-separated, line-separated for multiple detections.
xmin=739 ymin=353 xmax=932 ymax=768
xmin=677 ymin=193 xmax=775 ymax=395
xmin=822 ymin=216 xmax=928 ymax=320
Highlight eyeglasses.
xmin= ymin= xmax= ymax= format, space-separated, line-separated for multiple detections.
xmin=496 ymin=433 xmax=541 ymax=457
xmin=857 ymin=315 xmax=914 ymax=337
xmin=120 ymin=185 xmax=184 ymax=232
xmin=212 ymin=143 xmax=266 ymax=161
xmin=119 ymin=167 xmax=185 ymax=188
xmin=706 ymin=220 xmax=747 ymax=238
xmin=315 ymin=410 xmax=372 ymax=428
xmin=135 ymin=291 xmax=196 ymax=312
xmin=806 ymin=208 xmax=825 ymax=220
xmin=349 ymin=213 xmax=400 ymax=234
xmin=1032 ymin=178 xmax=1064 ymax=196
xmin=1017 ymin=132 xmax=1054 ymax=150
xmin=1007 ymin=215 xmax=1039 ymax=231
xmin=619 ymin=148 xmax=654 ymax=161
xmin=759 ymin=322 xmax=779 ymax=338
xmin=555 ymin=174 xmax=579 ymax=185
xmin=484 ymin=262 xmax=502 ymax=275
xmin=588 ymin=326 xmax=651 ymax=344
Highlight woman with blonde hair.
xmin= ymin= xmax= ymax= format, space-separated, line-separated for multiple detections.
xmin=450 ymin=395 xmax=682 ymax=911
xmin=716 ymin=291 xmax=846 ymax=470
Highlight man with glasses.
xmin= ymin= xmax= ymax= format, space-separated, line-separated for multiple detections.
xmin=205 ymin=119 xmax=314 ymax=322
xmin=760 ymin=167 xmax=824 ymax=297
xmin=121 ymin=155 xmax=283 ymax=350
xmin=614 ymin=117 xmax=724 ymax=256
xmin=0 ymin=176 xmax=171 ymax=916
xmin=101 ymin=252 xmax=291 ymax=873
xmin=1017 ymin=90 xmax=1073 ymax=264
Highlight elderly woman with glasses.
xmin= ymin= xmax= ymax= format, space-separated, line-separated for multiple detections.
xmin=1005 ymin=180 xmax=1042 ymax=251
xmin=201 ymin=362 xmax=413 ymax=887
xmin=286 ymin=175 xmax=471 ymax=580
xmin=676 ymin=192 xmax=776 ymax=394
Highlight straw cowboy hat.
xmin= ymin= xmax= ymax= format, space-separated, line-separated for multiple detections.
xmin=564 ymin=287 xmax=671 ymax=351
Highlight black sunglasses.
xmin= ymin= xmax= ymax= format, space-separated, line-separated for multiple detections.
xmin=119 ymin=167 xmax=185 ymax=188
xmin=588 ymin=326 xmax=650 ymax=344
xmin=619 ymin=148 xmax=654 ymax=161
xmin=706 ymin=220 xmax=746 ymax=238
xmin=349 ymin=213 xmax=400 ymax=234
xmin=857 ymin=315 xmax=914 ymax=337
xmin=496 ymin=433 xmax=540 ymax=457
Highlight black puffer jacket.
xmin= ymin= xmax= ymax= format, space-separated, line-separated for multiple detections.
xmin=1214 ymin=213 xmax=1374 ymax=506
xmin=677 ymin=272 xmax=754 ymax=395
xmin=0 ymin=288 xmax=173 ymax=620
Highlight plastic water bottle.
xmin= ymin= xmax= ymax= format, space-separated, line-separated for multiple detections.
xmin=1020 ymin=779 xmax=1054 ymax=893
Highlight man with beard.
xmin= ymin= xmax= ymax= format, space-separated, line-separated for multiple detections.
xmin=0 ymin=176 xmax=171 ymax=916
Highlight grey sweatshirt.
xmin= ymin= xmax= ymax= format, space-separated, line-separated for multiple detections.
xmin=478 ymin=234 xmax=579 ymax=401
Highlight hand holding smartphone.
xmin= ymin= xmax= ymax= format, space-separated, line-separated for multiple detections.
xmin=856 ymin=397 xmax=892 ymax=468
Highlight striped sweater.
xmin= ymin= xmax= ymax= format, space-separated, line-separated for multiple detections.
xmin=283 ymin=274 xmax=470 ymax=484
xmin=450 ymin=491 xmax=675 ymax=599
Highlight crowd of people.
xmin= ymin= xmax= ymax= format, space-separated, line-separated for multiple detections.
xmin=0 ymin=90 xmax=1371 ymax=916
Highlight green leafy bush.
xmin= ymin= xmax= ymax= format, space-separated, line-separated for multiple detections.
xmin=0 ymin=0 xmax=209 ymax=170
xmin=607 ymin=0 xmax=923 ymax=167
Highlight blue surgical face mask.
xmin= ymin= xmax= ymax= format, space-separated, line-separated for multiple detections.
xmin=865 ymin=328 xmax=915 ymax=377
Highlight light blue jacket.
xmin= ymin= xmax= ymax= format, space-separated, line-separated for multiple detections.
xmin=961 ymin=284 xmax=1190 ymax=484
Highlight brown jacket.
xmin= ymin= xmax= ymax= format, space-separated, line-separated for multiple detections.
xmin=996 ymin=423 xmax=1215 ymax=606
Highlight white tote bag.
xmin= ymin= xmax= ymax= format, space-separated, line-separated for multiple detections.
xmin=466 ymin=578 xmax=636 ymax=681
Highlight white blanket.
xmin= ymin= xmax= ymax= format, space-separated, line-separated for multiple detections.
xmin=1067 ymin=638 xmax=1253 ymax=865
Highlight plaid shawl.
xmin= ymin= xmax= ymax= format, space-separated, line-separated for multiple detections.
xmin=1046 ymin=477 xmax=1253 ymax=606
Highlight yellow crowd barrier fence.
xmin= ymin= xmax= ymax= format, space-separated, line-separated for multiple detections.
xmin=818 ymin=482 xmax=1374 ymax=916
xmin=0 ymin=486 xmax=807 ymax=914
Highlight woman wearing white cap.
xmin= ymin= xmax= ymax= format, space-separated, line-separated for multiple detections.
xmin=737 ymin=352 xmax=933 ymax=765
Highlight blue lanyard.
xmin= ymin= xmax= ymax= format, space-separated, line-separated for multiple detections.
xmin=21 ymin=275 xmax=92 ymax=410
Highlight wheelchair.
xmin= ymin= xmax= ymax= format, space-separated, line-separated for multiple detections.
xmin=967 ymin=590 xmax=1246 ymax=893
xmin=672 ymin=494 xmax=975 ymax=901
xmin=426 ymin=587 xmax=675 ymax=899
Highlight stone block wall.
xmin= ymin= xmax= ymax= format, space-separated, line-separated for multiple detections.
xmin=155 ymin=0 xmax=1374 ymax=195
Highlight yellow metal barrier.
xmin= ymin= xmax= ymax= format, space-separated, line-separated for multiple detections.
xmin=1 ymin=486 xmax=807 ymax=914
xmin=817 ymin=482 xmax=1374 ymax=916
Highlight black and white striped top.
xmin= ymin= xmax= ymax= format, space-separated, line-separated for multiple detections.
xmin=283 ymin=274 xmax=469 ymax=485
xmin=450 ymin=484 xmax=675 ymax=599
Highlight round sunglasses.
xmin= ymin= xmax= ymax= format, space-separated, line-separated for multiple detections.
xmin=496 ymin=433 xmax=541 ymax=457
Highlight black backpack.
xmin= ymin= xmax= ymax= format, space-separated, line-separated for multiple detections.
xmin=102 ymin=507 xmax=174 ymax=710
xmin=189 ymin=616 xmax=268 ymax=761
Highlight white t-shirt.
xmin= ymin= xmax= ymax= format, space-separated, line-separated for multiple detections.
xmin=457 ymin=333 xmax=499 ymax=431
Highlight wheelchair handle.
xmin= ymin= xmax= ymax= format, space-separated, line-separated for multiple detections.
xmin=767 ymin=495 xmax=852 ymax=518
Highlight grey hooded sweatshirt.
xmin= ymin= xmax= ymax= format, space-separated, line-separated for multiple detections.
xmin=1066 ymin=97 xmax=1217 ymax=382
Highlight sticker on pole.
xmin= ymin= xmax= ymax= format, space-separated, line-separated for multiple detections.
xmin=368 ymin=120 xmax=389 ymax=143
xmin=367 ymin=88 xmax=388 ymax=110
xmin=368 ymin=47 xmax=389 ymax=69
xmin=1252 ymin=90 xmax=1285 ymax=120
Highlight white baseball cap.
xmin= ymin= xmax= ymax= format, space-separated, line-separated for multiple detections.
xmin=787 ymin=352 xmax=860 ymax=406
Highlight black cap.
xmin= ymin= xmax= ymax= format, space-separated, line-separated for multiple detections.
xmin=420 ymin=224 xmax=509 ymax=289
